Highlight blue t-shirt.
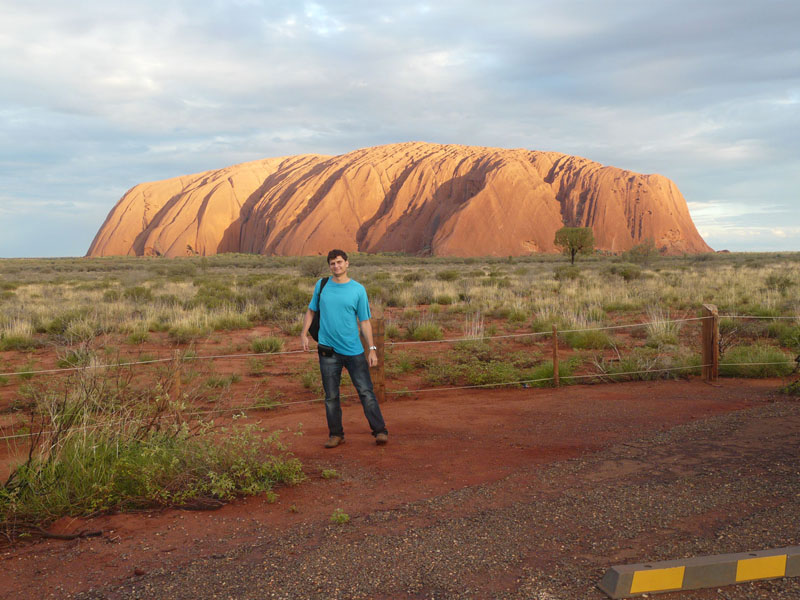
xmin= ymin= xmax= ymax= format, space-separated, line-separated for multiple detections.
xmin=309 ymin=278 xmax=371 ymax=356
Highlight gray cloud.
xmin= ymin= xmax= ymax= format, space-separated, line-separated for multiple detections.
xmin=0 ymin=0 xmax=798 ymax=256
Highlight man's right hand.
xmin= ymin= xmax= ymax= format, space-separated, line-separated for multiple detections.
xmin=301 ymin=332 xmax=310 ymax=352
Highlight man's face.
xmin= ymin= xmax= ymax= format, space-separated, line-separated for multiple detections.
xmin=328 ymin=255 xmax=348 ymax=276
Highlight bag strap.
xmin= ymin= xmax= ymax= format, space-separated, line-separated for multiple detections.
xmin=317 ymin=277 xmax=330 ymax=311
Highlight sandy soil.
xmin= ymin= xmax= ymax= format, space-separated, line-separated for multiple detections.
xmin=2 ymin=377 xmax=798 ymax=599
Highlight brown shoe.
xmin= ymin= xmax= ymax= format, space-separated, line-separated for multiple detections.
xmin=375 ymin=432 xmax=388 ymax=446
xmin=324 ymin=436 xmax=344 ymax=449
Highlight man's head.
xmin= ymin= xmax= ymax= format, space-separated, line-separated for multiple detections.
xmin=327 ymin=249 xmax=348 ymax=264
xmin=327 ymin=249 xmax=349 ymax=278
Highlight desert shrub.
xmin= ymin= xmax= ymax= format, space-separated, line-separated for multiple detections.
xmin=764 ymin=273 xmax=794 ymax=294
xmin=123 ymin=286 xmax=154 ymax=303
xmin=385 ymin=322 xmax=402 ymax=340
xmin=530 ymin=314 xmax=570 ymax=334
xmin=606 ymin=263 xmax=642 ymax=281
xmin=408 ymin=322 xmax=443 ymax=341
xmin=521 ymin=359 xmax=578 ymax=387
xmin=770 ymin=322 xmax=800 ymax=350
xmin=168 ymin=262 xmax=198 ymax=278
xmin=386 ymin=350 xmax=415 ymax=375
xmin=41 ymin=309 xmax=89 ymax=335
xmin=719 ymin=344 xmax=794 ymax=378
xmin=298 ymin=258 xmax=328 ymax=278
xmin=205 ymin=374 xmax=241 ymax=389
xmin=1 ymin=376 xmax=303 ymax=537
xmin=436 ymin=269 xmax=460 ymax=281
xmin=462 ymin=359 xmax=520 ymax=387
xmin=563 ymin=329 xmax=614 ymax=349
xmin=403 ymin=272 xmax=423 ymax=282
xmin=103 ymin=289 xmax=121 ymax=302
xmin=210 ymin=313 xmax=251 ymax=331
xmin=780 ymin=379 xmax=800 ymax=396
xmin=413 ymin=285 xmax=435 ymax=305
xmin=423 ymin=359 xmax=464 ymax=386
xmin=269 ymin=283 xmax=309 ymax=311
xmin=553 ymin=265 xmax=581 ymax=281
xmin=591 ymin=348 xmax=701 ymax=382
xmin=623 ymin=239 xmax=660 ymax=265
xmin=126 ymin=330 xmax=150 ymax=345
xmin=0 ymin=334 xmax=37 ymax=352
xmin=507 ymin=308 xmax=528 ymax=323
xmin=645 ymin=308 xmax=682 ymax=348
xmin=251 ymin=336 xmax=284 ymax=354
xmin=56 ymin=347 xmax=94 ymax=369
xmin=451 ymin=339 xmax=494 ymax=363
xmin=190 ymin=281 xmax=243 ymax=310
xmin=168 ymin=323 xmax=211 ymax=343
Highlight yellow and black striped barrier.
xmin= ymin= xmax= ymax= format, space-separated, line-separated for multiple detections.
xmin=598 ymin=546 xmax=800 ymax=598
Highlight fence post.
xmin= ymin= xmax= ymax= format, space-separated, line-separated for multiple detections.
xmin=552 ymin=324 xmax=560 ymax=387
xmin=172 ymin=350 xmax=182 ymax=402
xmin=702 ymin=304 xmax=719 ymax=382
xmin=371 ymin=317 xmax=386 ymax=403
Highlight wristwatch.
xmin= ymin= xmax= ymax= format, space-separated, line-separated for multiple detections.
xmin=369 ymin=346 xmax=377 ymax=350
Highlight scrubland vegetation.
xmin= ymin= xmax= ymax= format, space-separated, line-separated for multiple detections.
xmin=1 ymin=251 xmax=798 ymax=538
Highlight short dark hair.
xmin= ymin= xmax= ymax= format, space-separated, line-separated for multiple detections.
xmin=327 ymin=249 xmax=348 ymax=264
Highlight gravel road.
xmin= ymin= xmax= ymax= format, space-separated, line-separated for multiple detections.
xmin=73 ymin=398 xmax=800 ymax=600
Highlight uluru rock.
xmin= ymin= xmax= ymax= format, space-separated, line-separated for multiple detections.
xmin=87 ymin=142 xmax=712 ymax=257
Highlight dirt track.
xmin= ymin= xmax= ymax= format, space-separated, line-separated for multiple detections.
xmin=2 ymin=378 xmax=799 ymax=599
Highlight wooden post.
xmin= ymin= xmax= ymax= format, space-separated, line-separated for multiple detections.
xmin=702 ymin=304 xmax=719 ymax=382
xmin=552 ymin=324 xmax=560 ymax=387
xmin=172 ymin=350 xmax=182 ymax=402
xmin=371 ymin=317 xmax=386 ymax=403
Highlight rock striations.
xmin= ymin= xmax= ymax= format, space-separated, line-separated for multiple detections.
xmin=87 ymin=142 xmax=712 ymax=258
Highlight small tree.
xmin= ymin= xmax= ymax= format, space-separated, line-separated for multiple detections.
xmin=554 ymin=227 xmax=594 ymax=265
xmin=624 ymin=238 xmax=660 ymax=265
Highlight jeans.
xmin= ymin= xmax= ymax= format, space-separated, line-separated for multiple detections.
xmin=319 ymin=351 xmax=387 ymax=438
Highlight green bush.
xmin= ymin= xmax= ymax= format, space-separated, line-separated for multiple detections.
xmin=436 ymin=270 xmax=460 ymax=281
xmin=251 ymin=336 xmax=285 ymax=354
xmin=606 ymin=263 xmax=642 ymax=281
xmin=408 ymin=323 xmax=443 ymax=341
xmin=126 ymin=330 xmax=150 ymax=345
xmin=764 ymin=273 xmax=794 ymax=294
xmin=553 ymin=265 xmax=581 ymax=281
xmin=521 ymin=359 xmax=578 ymax=387
xmin=776 ymin=324 xmax=800 ymax=351
xmin=463 ymin=360 xmax=519 ymax=387
xmin=592 ymin=348 xmax=701 ymax=382
xmin=0 ymin=334 xmax=37 ymax=352
xmin=56 ymin=347 xmax=94 ymax=369
xmin=168 ymin=324 xmax=211 ymax=343
xmin=719 ymin=344 xmax=794 ymax=378
xmin=563 ymin=329 xmax=614 ymax=349
xmin=0 ymin=370 xmax=304 ymax=537
xmin=123 ymin=286 xmax=154 ymax=303
xmin=211 ymin=313 xmax=251 ymax=331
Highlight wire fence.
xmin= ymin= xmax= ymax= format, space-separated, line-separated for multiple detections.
xmin=0 ymin=313 xmax=797 ymax=443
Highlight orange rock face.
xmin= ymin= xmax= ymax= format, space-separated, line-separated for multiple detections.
xmin=87 ymin=142 xmax=712 ymax=257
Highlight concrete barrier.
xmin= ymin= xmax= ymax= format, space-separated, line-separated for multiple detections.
xmin=598 ymin=546 xmax=800 ymax=598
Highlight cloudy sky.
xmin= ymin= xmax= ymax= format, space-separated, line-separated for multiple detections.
xmin=1 ymin=0 xmax=798 ymax=257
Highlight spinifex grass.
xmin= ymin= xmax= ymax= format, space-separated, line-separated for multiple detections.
xmin=0 ymin=363 xmax=303 ymax=540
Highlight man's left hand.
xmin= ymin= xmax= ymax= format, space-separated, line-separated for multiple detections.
xmin=368 ymin=349 xmax=378 ymax=367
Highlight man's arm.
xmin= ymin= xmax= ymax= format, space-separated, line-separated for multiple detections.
xmin=300 ymin=309 xmax=314 ymax=351
xmin=358 ymin=319 xmax=378 ymax=367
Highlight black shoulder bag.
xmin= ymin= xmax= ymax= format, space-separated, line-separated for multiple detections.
xmin=308 ymin=277 xmax=330 ymax=342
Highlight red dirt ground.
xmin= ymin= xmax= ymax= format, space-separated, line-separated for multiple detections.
xmin=0 ymin=376 xmax=789 ymax=599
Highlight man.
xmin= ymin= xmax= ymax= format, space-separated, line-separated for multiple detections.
xmin=301 ymin=249 xmax=388 ymax=448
